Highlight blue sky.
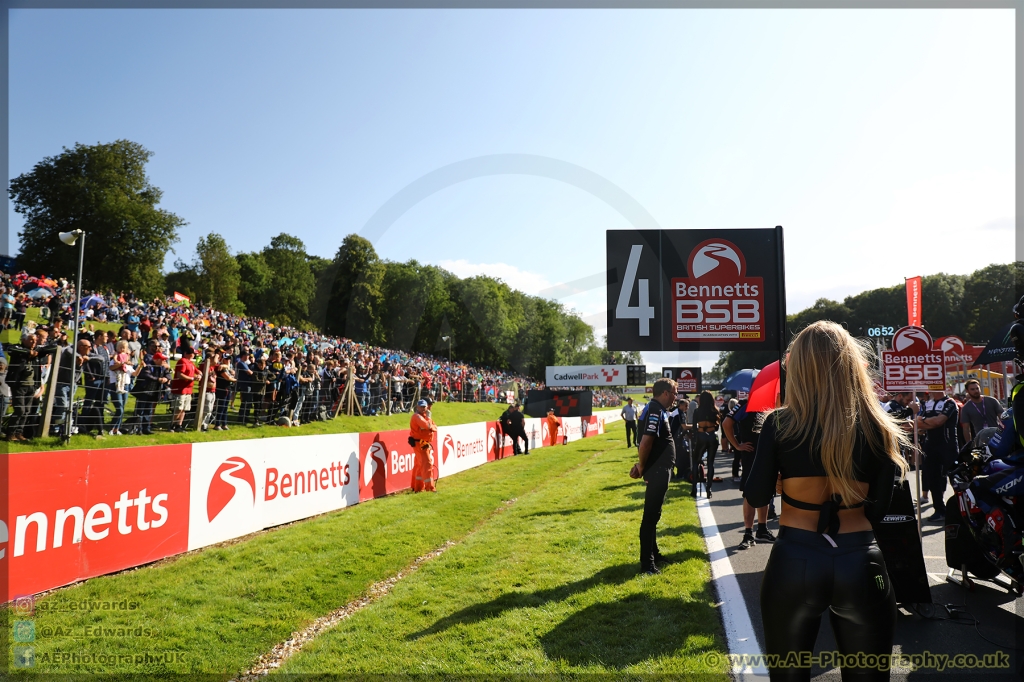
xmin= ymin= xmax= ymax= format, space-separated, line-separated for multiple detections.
xmin=9 ymin=9 xmax=1015 ymax=370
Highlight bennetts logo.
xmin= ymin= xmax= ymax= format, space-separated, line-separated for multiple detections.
xmin=207 ymin=457 xmax=255 ymax=522
xmin=690 ymin=242 xmax=744 ymax=279
xmin=893 ymin=327 xmax=932 ymax=354
xmin=363 ymin=437 xmax=388 ymax=486
xmin=441 ymin=434 xmax=455 ymax=464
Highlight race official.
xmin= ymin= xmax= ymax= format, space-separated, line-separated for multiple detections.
xmin=410 ymin=399 xmax=437 ymax=492
xmin=917 ymin=391 xmax=959 ymax=519
xmin=629 ymin=378 xmax=677 ymax=575
xmin=546 ymin=408 xmax=561 ymax=447
xmin=621 ymin=397 xmax=638 ymax=448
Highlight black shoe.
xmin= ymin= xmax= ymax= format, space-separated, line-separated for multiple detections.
xmin=706 ymin=490 xmax=713 ymax=500
xmin=653 ymin=552 xmax=671 ymax=565
xmin=766 ymin=508 xmax=778 ymax=521
xmin=690 ymin=488 xmax=698 ymax=498
xmin=640 ymin=564 xmax=661 ymax=575
xmin=928 ymin=509 xmax=946 ymax=521
xmin=755 ymin=527 xmax=776 ymax=543
xmin=738 ymin=532 xmax=756 ymax=550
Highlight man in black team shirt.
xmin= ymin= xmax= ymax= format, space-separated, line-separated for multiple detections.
xmin=629 ymin=378 xmax=677 ymax=575
xmin=917 ymin=390 xmax=959 ymax=520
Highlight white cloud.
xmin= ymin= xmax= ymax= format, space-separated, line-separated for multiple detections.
xmin=438 ymin=259 xmax=553 ymax=296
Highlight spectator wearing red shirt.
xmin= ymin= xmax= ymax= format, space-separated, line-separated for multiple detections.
xmin=170 ymin=345 xmax=198 ymax=432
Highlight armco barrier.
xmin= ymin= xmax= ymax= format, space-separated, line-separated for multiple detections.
xmin=1 ymin=412 xmax=620 ymax=601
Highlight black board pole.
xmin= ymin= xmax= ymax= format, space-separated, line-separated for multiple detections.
xmin=776 ymin=225 xmax=787 ymax=405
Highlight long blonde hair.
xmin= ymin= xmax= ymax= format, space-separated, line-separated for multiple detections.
xmin=776 ymin=321 xmax=908 ymax=503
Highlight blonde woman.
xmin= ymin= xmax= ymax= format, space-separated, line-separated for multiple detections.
xmin=744 ymin=321 xmax=909 ymax=681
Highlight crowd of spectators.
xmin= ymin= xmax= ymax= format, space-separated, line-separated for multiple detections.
xmin=0 ymin=271 xmax=542 ymax=440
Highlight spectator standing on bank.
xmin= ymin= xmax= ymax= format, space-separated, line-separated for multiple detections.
xmin=80 ymin=336 xmax=107 ymax=436
xmin=621 ymin=397 xmax=638 ymax=448
xmin=213 ymin=352 xmax=236 ymax=430
xmin=170 ymin=345 xmax=198 ymax=432
xmin=4 ymin=330 xmax=56 ymax=441
xmin=133 ymin=349 xmax=169 ymax=435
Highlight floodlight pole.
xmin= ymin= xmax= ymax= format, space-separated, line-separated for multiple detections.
xmin=63 ymin=230 xmax=85 ymax=442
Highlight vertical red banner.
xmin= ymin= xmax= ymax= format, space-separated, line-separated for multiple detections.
xmin=905 ymin=276 xmax=922 ymax=327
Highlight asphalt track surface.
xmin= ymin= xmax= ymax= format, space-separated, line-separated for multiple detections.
xmin=696 ymin=447 xmax=1024 ymax=681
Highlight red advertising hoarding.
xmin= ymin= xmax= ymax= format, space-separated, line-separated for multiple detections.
xmin=3 ymin=445 xmax=192 ymax=602
xmin=358 ymin=429 xmax=435 ymax=502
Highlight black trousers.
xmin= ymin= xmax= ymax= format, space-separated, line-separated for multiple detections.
xmin=134 ymin=391 xmax=158 ymax=433
xmin=761 ymin=527 xmax=896 ymax=682
xmin=625 ymin=420 xmax=638 ymax=447
xmin=922 ymin=449 xmax=950 ymax=511
xmin=692 ymin=433 xmax=719 ymax=492
xmin=639 ymin=465 xmax=671 ymax=567
xmin=510 ymin=428 xmax=529 ymax=454
xmin=8 ymin=384 xmax=36 ymax=437
xmin=82 ymin=380 xmax=107 ymax=434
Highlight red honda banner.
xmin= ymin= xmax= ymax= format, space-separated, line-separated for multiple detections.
xmin=905 ymin=277 xmax=922 ymax=327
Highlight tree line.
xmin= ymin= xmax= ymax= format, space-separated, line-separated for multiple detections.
xmin=710 ymin=262 xmax=1024 ymax=380
xmin=10 ymin=140 xmax=640 ymax=378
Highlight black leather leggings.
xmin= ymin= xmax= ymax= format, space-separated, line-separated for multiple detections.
xmin=760 ymin=527 xmax=896 ymax=682
xmin=692 ymin=433 xmax=718 ymax=492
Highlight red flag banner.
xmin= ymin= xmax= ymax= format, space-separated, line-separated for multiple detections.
xmin=905 ymin=277 xmax=921 ymax=327
xmin=173 ymin=291 xmax=191 ymax=305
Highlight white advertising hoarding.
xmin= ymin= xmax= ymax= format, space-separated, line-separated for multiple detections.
xmin=188 ymin=434 xmax=361 ymax=550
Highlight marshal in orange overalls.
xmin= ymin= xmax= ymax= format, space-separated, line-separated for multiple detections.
xmin=546 ymin=412 xmax=561 ymax=447
xmin=410 ymin=409 xmax=437 ymax=492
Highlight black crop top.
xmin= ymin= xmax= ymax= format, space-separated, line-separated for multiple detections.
xmin=744 ymin=412 xmax=897 ymax=534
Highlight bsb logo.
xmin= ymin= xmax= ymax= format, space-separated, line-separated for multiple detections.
xmin=882 ymin=326 xmax=945 ymax=391
xmin=671 ymin=239 xmax=764 ymax=343
xmin=207 ymin=457 xmax=256 ymax=522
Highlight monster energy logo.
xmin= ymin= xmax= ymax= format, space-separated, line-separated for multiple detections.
xmin=874 ymin=575 xmax=885 ymax=591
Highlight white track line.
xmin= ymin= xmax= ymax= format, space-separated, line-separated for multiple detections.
xmin=695 ymin=496 xmax=769 ymax=679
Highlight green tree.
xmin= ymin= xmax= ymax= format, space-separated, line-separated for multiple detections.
xmin=320 ymin=235 xmax=381 ymax=337
xmin=166 ymin=233 xmax=243 ymax=313
xmin=261 ymin=233 xmax=315 ymax=327
xmin=237 ymin=251 xmax=274 ymax=318
xmin=963 ymin=263 xmax=1020 ymax=342
xmin=10 ymin=140 xmax=184 ymax=298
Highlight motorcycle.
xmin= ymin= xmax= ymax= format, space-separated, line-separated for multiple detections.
xmin=945 ymin=410 xmax=1024 ymax=594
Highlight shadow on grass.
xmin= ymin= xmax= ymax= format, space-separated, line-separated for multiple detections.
xmin=539 ymin=594 xmax=717 ymax=668
xmin=408 ymin=553 xmax=706 ymax=642
xmin=524 ymin=509 xmax=590 ymax=518
xmin=657 ymin=524 xmax=703 ymax=538
xmin=600 ymin=482 xmax=637 ymax=492
xmin=601 ymin=504 xmax=643 ymax=514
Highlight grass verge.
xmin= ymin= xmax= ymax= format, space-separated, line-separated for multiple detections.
xmin=276 ymin=431 xmax=724 ymax=676
xmin=7 ymin=425 xmax=724 ymax=678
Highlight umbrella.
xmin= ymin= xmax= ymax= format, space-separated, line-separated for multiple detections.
xmin=79 ymin=294 xmax=104 ymax=309
xmin=26 ymin=287 xmax=55 ymax=300
xmin=746 ymin=361 xmax=781 ymax=413
xmin=722 ymin=368 xmax=759 ymax=393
